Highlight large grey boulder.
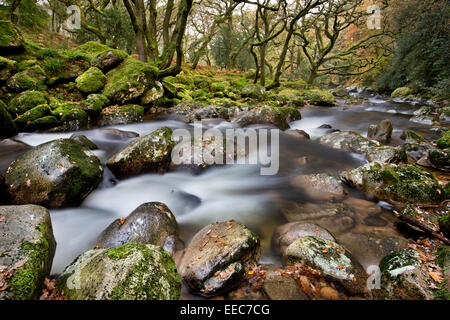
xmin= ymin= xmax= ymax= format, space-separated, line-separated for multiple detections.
xmin=0 ymin=205 xmax=56 ymax=300
xmin=178 ymin=220 xmax=260 ymax=297
xmin=5 ymin=139 xmax=103 ymax=208
xmin=319 ymin=131 xmax=380 ymax=154
xmin=57 ymin=243 xmax=181 ymax=300
xmin=367 ymin=120 xmax=393 ymax=143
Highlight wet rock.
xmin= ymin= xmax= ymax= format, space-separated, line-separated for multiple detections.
xmin=75 ymin=67 xmax=106 ymax=94
xmin=178 ymin=220 xmax=260 ymax=297
xmin=400 ymin=129 xmax=427 ymax=144
xmin=107 ymin=127 xmax=174 ymax=179
xmin=233 ymin=105 xmax=301 ymax=130
xmin=0 ymin=205 xmax=56 ymax=300
xmin=281 ymin=201 xmax=356 ymax=234
xmin=98 ymin=104 xmax=144 ymax=126
xmin=272 ymin=222 xmax=335 ymax=256
xmin=78 ymin=94 xmax=110 ymax=117
xmin=93 ymin=49 xmax=128 ymax=71
xmin=401 ymin=142 xmax=431 ymax=163
xmin=7 ymin=90 xmax=48 ymax=115
xmin=365 ymin=146 xmax=407 ymax=164
xmin=320 ymin=287 xmax=339 ymax=300
xmin=285 ymin=129 xmax=310 ymax=139
xmin=70 ymin=134 xmax=98 ymax=150
xmin=367 ymin=120 xmax=393 ymax=143
xmin=319 ymin=131 xmax=380 ymax=154
xmin=5 ymin=139 xmax=103 ymax=208
xmin=372 ymin=249 xmax=434 ymax=300
xmin=318 ymin=124 xmax=332 ymax=129
xmin=98 ymin=128 xmax=139 ymax=140
xmin=175 ymin=104 xmax=230 ymax=123
xmin=290 ymin=173 xmax=348 ymax=201
xmin=0 ymin=56 xmax=17 ymax=81
xmin=95 ymin=202 xmax=183 ymax=255
xmin=57 ymin=243 xmax=181 ymax=300
xmin=340 ymin=162 xmax=445 ymax=209
xmin=0 ymin=100 xmax=16 ymax=138
xmin=343 ymin=197 xmax=382 ymax=217
xmin=262 ymin=265 xmax=309 ymax=300
xmin=282 ymin=236 xmax=368 ymax=295
xmin=102 ymin=57 xmax=158 ymax=104
xmin=50 ymin=103 xmax=90 ymax=131
xmin=429 ymin=148 xmax=450 ymax=170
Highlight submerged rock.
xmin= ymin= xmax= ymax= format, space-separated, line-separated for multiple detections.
xmin=372 ymin=249 xmax=434 ymax=300
xmin=367 ymin=120 xmax=393 ymax=143
xmin=340 ymin=162 xmax=445 ymax=209
xmin=5 ymin=139 xmax=103 ymax=208
xmin=319 ymin=131 xmax=380 ymax=154
xmin=96 ymin=202 xmax=183 ymax=255
xmin=57 ymin=243 xmax=181 ymax=300
xmin=107 ymin=127 xmax=174 ymax=179
xmin=290 ymin=173 xmax=347 ymax=201
xmin=0 ymin=205 xmax=56 ymax=300
xmin=282 ymin=236 xmax=368 ymax=295
xmin=272 ymin=222 xmax=335 ymax=256
xmin=178 ymin=220 xmax=260 ymax=297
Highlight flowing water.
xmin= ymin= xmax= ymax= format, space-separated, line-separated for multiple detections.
xmin=0 ymin=97 xmax=440 ymax=297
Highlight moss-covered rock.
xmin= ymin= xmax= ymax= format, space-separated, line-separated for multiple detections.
xmin=282 ymin=236 xmax=368 ymax=295
xmin=178 ymin=220 xmax=260 ymax=297
xmin=439 ymin=215 xmax=450 ymax=236
xmin=365 ymin=146 xmax=407 ymax=164
xmin=5 ymin=138 xmax=103 ymax=208
xmin=341 ymin=163 xmax=445 ymax=209
xmin=303 ymin=88 xmax=335 ymax=106
xmin=103 ymin=57 xmax=159 ymax=104
xmin=437 ymin=131 xmax=450 ymax=149
xmin=93 ymin=49 xmax=128 ymax=71
xmin=96 ymin=202 xmax=183 ymax=255
xmin=75 ymin=67 xmax=106 ymax=94
xmin=79 ymin=93 xmax=110 ymax=117
xmin=400 ymin=129 xmax=427 ymax=144
xmin=233 ymin=105 xmax=301 ymax=130
xmin=7 ymin=90 xmax=48 ymax=116
xmin=0 ymin=20 xmax=24 ymax=52
xmin=69 ymin=41 xmax=110 ymax=63
xmin=0 ymin=99 xmax=16 ymax=137
xmin=98 ymin=104 xmax=144 ymax=126
xmin=277 ymin=89 xmax=306 ymax=107
xmin=0 ymin=205 xmax=56 ymax=300
xmin=372 ymin=249 xmax=434 ymax=300
xmin=50 ymin=102 xmax=89 ymax=131
xmin=429 ymin=148 xmax=450 ymax=170
xmin=70 ymin=134 xmax=98 ymax=150
xmin=107 ymin=127 xmax=173 ymax=179
xmin=56 ymin=243 xmax=181 ymax=300
xmin=240 ymin=84 xmax=266 ymax=100
xmin=391 ymin=87 xmax=412 ymax=98
xmin=14 ymin=104 xmax=51 ymax=131
xmin=140 ymin=81 xmax=164 ymax=106
xmin=0 ymin=55 xmax=17 ymax=81
xmin=6 ymin=65 xmax=46 ymax=92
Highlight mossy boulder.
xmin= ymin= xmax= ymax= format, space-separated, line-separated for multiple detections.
xmin=240 ymin=84 xmax=266 ymax=100
xmin=79 ymin=93 xmax=110 ymax=117
xmin=365 ymin=146 xmax=407 ymax=164
xmin=0 ymin=20 xmax=24 ymax=52
xmin=277 ymin=89 xmax=305 ymax=107
xmin=103 ymin=57 xmax=159 ymax=104
xmin=56 ymin=243 xmax=181 ymax=300
xmin=303 ymin=89 xmax=335 ymax=106
xmin=319 ymin=131 xmax=380 ymax=154
xmin=372 ymin=249 xmax=434 ymax=300
xmin=75 ymin=67 xmax=106 ymax=94
xmin=0 ymin=100 xmax=16 ymax=137
xmin=6 ymin=65 xmax=46 ymax=92
xmin=50 ymin=103 xmax=90 ymax=131
xmin=429 ymin=148 xmax=450 ymax=170
xmin=107 ymin=127 xmax=173 ymax=179
xmin=70 ymin=41 xmax=110 ymax=63
xmin=14 ymin=104 xmax=51 ymax=131
xmin=0 ymin=205 xmax=56 ymax=300
xmin=95 ymin=202 xmax=183 ymax=255
xmin=341 ymin=162 xmax=445 ymax=209
xmin=391 ymin=87 xmax=412 ymax=98
xmin=233 ymin=105 xmax=301 ymax=130
xmin=98 ymin=104 xmax=144 ymax=126
xmin=282 ymin=236 xmax=368 ymax=295
xmin=70 ymin=134 xmax=98 ymax=150
xmin=439 ymin=215 xmax=450 ymax=236
xmin=93 ymin=49 xmax=128 ymax=71
xmin=7 ymin=90 xmax=49 ymax=116
xmin=178 ymin=220 xmax=260 ymax=297
xmin=5 ymin=139 xmax=103 ymax=208
xmin=437 ymin=131 xmax=450 ymax=149
xmin=0 ymin=56 xmax=17 ymax=81
xmin=140 ymin=81 xmax=164 ymax=106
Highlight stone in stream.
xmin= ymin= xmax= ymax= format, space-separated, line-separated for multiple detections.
xmin=365 ymin=146 xmax=407 ymax=164
xmin=57 ymin=243 xmax=181 ymax=300
xmin=371 ymin=249 xmax=434 ymax=300
xmin=290 ymin=173 xmax=348 ymax=201
xmin=340 ymin=162 xmax=446 ymax=210
xmin=319 ymin=131 xmax=380 ymax=154
xmin=429 ymin=148 xmax=450 ymax=171
xmin=98 ymin=104 xmax=144 ymax=126
xmin=4 ymin=139 xmax=103 ymax=208
xmin=95 ymin=202 xmax=183 ymax=255
xmin=281 ymin=201 xmax=356 ymax=234
xmin=178 ymin=220 xmax=260 ymax=297
xmin=98 ymin=128 xmax=139 ymax=140
xmin=262 ymin=265 xmax=309 ymax=300
xmin=272 ymin=222 xmax=335 ymax=256
xmin=232 ymin=105 xmax=301 ymax=130
xmin=285 ymin=129 xmax=310 ymax=139
xmin=0 ymin=205 xmax=56 ymax=300
xmin=107 ymin=127 xmax=174 ymax=179
xmin=367 ymin=119 xmax=393 ymax=143
xmin=282 ymin=236 xmax=368 ymax=295
xmin=70 ymin=134 xmax=98 ymax=150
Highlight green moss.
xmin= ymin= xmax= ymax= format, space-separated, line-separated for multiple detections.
xmin=400 ymin=129 xmax=427 ymax=143
xmin=302 ymin=88 xmax=335 ymax=106
xmin=0 ymin=99 xmax=16 ymax=137
xmin=8 ymin=90 xmax=49 ymax=115
xmin=7 ymin=65 xmax=46 ymax=91
xmin=75 ymin=67 xmax=106 ymax=94
xmin=70 ymin=41 xmax=110 ymax=63
xmin=391 ymin=87 xmax=412 ymax=98
xmin=0 ymin=20 xmax=23 ymax=48
xmin=6 ymin=223 xmax=56 ymax=300
xmin=439 ymin=215 xmax=450 ymax=235
xmin=434 ymin=246 xmax=450 ymax=300
xmin=379 ymin=249 xmax=419 ymax=278
xmin=437 ymin=131 xmax=450 ymax=149
xmin=107 ymin=243 xmax=140 ymax=260
xmin=211 ymin=81 xmax=229 ymax=92
xmin=79 ymin=94 xmax=110 ymax=116
xmin=14 ymin=104 xmax=50 ymax=129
